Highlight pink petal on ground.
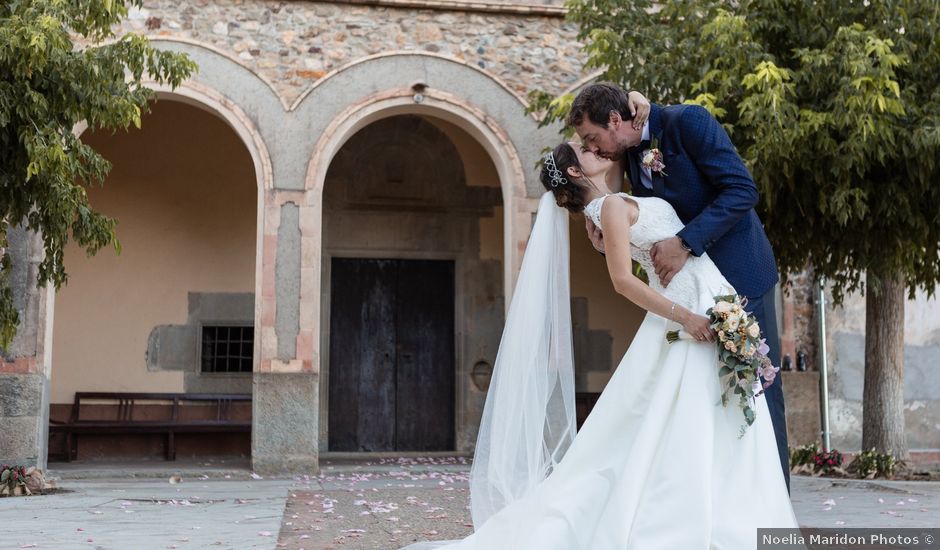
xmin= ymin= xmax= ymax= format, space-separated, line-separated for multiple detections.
xmin=823 ymin=499 xmax=836 ymax=507
xmin=258 ymin=531 xmax=272 ymax=537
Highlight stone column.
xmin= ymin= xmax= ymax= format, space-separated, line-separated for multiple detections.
xmin=0 ymin=226 xmax=54 ymax=469
xmin=251 ymin=194 xmax=320 ymax=474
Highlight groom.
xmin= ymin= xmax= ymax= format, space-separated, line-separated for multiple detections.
xmin=569 ymin=83 xmax=790 ymax=489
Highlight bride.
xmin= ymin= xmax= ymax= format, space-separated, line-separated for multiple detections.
xmin=405 ymin=141 xmax=799 ymax=549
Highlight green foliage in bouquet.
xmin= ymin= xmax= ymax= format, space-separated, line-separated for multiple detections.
xmin=668 ymin=294 xmax=776 ymax=437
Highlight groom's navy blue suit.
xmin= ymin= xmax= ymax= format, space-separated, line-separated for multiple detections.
xmin=629 ymin=103 xmax=790 ymax=489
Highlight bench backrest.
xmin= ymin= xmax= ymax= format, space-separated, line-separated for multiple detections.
xmin=69 ymin=392 xmax=251 ymax=423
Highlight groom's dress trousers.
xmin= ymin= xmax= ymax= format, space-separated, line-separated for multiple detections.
xmin=630 ymin=104 xmax=790 ymax=490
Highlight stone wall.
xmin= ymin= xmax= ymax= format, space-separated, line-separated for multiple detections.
xmin=0 ymin=226 xmax=53 ymax=469
xmin=109 ymin=0 xmax=588 ymax=106
xmin=825 ymin=283 xmax=940 ymax=452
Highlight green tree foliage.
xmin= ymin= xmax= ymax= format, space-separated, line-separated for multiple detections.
xmin=0 ymin=0 xmax=196 ymax=349
xmin=531 ymin=0 xmax=940 ymax=459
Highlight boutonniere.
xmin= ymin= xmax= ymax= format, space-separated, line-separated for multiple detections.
xmin=641 ymin=138 xmax=667 ymax=176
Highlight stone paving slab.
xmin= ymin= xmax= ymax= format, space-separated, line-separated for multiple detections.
xmin=277 ymin=487 xmax=473 ymax=549
xmin=790 ymin=476 xmax=940 ymax=528
xmin=3 ymin=477 xmax=293 ymax=550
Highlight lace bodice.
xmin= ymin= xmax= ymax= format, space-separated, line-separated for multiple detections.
xmin=585 ymin=193 xmax=733 ymax=311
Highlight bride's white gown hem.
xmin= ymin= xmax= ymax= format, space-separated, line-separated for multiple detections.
xmin=404 ymin=193 xmax=799 ymax=550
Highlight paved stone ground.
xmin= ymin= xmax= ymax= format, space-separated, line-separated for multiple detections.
xmin=276 ymin=458 xmax=940 ymax=549
xmin=2 ymin=458 xmax=937 ymax=550
xmin=276 ymin=457 xmax=473 ymax=549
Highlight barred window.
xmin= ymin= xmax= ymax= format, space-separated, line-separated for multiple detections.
xmin=201 ymin=326 xmax=254 ymax=373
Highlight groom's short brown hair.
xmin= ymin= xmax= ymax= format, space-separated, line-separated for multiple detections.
xmin=567 ymin=82 xmax=635 ymax=128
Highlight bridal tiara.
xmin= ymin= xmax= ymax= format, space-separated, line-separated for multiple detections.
xmin=544 ymin=152 xmax=568 ymax=187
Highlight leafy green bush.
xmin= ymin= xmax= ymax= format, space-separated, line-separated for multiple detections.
xmin=789 ymin=443 xmax=819 ymax=467
xmin=853 ymin=449 xmax=896 ymax=479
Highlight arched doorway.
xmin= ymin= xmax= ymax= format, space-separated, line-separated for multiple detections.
xmin=48 ymin=97 xmax=263 ymax=461
xmin=319 ymin=114 xmax=504 ymax=452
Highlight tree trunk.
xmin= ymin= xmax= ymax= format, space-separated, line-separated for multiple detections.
xmin=862 ymin=272 xmax=909 ymax=461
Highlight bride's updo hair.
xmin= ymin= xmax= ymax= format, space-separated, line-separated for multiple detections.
xmin=540 ymin=142 xmax=589 ymax=213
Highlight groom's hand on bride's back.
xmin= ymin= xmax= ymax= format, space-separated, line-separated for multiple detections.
xmin=651 ymin=237 xmax=690 ymax=287
xmin=585 ymin=217 xmax=605 ymax=254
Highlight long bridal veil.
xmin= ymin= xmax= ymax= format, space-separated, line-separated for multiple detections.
xmin=469 ymin=191 xmax=576 ymax=525
xmin=403 ymin=191 xmax=576 ymax=549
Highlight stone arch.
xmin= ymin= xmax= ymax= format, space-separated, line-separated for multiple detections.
xmin=295 ymin=89 xmax=533 ymax=391
xmin=295 ymin=53 xmax=555 ymax=454
xmin=45 ymin=82 xmax=272 ymax=462
xmin=307 ymin=87 xmax=527 ymax=280
xmin=70 ymin=79 xmax=274 ymax=373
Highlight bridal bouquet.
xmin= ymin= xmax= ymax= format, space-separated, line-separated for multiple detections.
xmin=666 ymin=294 xmax=779 ymax=436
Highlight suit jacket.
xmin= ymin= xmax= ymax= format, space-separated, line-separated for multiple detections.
xmin=628 ymin=103 xmax=778 ymax=298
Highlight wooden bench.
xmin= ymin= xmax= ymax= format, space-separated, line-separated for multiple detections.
xmin=49 ymin=392 xmax=251 ymax=461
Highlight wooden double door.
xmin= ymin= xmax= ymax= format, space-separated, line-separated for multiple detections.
xmin=328 ymin=258 xmax=455 ymax=452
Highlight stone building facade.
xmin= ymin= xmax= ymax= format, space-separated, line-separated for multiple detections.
xmin=1 ymin=0 xmax=638 ymax=472
xmin=2 ymin=0 xmax=936 ymax=472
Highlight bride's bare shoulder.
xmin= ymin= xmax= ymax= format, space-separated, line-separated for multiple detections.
xmin=600 ymin=194 xmax=640 ymax=227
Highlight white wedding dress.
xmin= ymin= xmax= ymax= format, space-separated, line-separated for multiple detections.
xmin=408 ymin=193 xmax=799 ymax=549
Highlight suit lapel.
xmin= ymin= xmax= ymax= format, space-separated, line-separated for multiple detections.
xmin=626 ymin=154 xmax=644 ymax=196
xmin=648 ymin=104 xmax=666 ymax=197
